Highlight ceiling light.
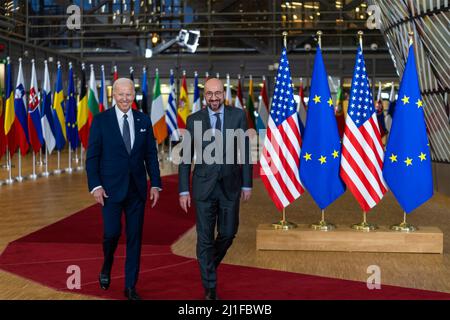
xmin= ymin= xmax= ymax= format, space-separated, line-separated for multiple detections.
xmin=151 ymin=33 xmax=159 ymax=44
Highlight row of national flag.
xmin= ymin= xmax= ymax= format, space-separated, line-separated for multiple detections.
xmin=260 ymin=38 xmax=432 ymax=217
xmin=1 ymin=62 xmax=283 ymax=160
xmin=1 ymin=59 xmax=101 ymax=161
xmin=2 ymin=57 xmax=399 ymax=159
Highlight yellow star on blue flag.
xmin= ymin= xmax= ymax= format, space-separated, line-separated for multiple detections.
xmin=66 ymin=64 xmax=79 ymax=150
xmin=383 ymin=44 xmax=433 ymax=213
xmin=299 ymin=45 xmax=345 ymax=209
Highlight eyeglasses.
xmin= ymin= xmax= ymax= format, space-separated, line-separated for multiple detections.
xmin=205 ymin=91 xmax=224 ymax=98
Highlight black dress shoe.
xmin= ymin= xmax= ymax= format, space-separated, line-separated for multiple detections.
xmin=99 ymin=273 xmax=110 ymax=290
xmin=124 ymin=288 xmax=142 ymax=300
xmin=204 ymin=288 xmax=219 ymax=300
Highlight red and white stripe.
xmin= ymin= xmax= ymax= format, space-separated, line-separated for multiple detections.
xmin=260 ymin=114 xmax=304 ymax=210
xmin=340 ymin=113 xmax=387 ymax=211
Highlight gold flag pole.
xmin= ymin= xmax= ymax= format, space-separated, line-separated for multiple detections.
xmin=316 ymin=30 xmax=322 ymax=48
xmin=391 ymin=211 xmax=417 ymax=232
xmin=282 ymin=31 xmax=288 ymax=47
xmin=352 ymin=211 xmax=377 ymax=231
xmin=272 ymin=207 xmax=297 ymax=230
xmin=350 ymin=31 xmax=378 ymax=232
xmin=272 ymin=31 xmax=297 ymax=230
xmin=311 ymin=209 xmax=335 ymax=231
xmin=309 ymin=31 xmax=335 ymax=232
xmin=390 ymin=31 xmax=417 ymax=233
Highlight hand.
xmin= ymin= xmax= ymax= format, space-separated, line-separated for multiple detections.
xmin=241 ymin=189 xmax=251 ymax=201
xmin=93 ymin=187 xmax=109 ymax=206
xmin=150 ymin=188 xmax=160 ymax=208
xmin=179 ymin=194 xmax=191 ymax=213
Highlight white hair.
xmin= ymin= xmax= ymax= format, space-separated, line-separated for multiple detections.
xmin=113 ymin=77 xmax=135 ymax=93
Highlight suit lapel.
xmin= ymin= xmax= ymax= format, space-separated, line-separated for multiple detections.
xmin=200 ymin=107 xmax=211 ymax=133
xmin=223 ymin=106 xmax=232 ymax=150
xmin=131 ymin=110 xmax=142 ymax=154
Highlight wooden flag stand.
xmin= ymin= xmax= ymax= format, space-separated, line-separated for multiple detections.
xmin=256 ymin=223 xmax=443 ymax=254
xmin=257 ymin=29 xmax=443 ymax=254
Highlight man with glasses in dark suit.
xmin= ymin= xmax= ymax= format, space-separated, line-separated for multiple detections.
xmin=178 ymin=78 xmax=253 ymax=300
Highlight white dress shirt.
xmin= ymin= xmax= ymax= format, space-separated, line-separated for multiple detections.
xmin=90 ymin=106 xmax=161 ymax=193
xmin=115 ymin=106 xmax=135 ymax=149
xmin=179 ymin=105 xmax=251 ymax=196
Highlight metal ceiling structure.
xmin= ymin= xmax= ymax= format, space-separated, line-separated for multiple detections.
xmin=369 ymin=0 xmax=450 ymax=162
xmin=0 ymin=1 xmax=396 ymax=79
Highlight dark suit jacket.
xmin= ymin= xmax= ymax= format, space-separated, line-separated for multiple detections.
xmin=178 ymin=106 xmax=252 ymax=201
xmin=86 ymin=107 xmax=161 ymax=202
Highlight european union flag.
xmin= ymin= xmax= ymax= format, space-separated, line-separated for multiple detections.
xmin=299 ymin=46 xmax=345 ymax=209
xmin=383 ymin=44 xmax=433 ymax=213
xmin=66 ymin=64 xmax=79 ymax=151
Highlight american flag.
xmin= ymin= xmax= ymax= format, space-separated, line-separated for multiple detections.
xmin=340 ymin=46 xmax=387 ymax=211
xmin=260 ymin=48 xmax=304 ymax=210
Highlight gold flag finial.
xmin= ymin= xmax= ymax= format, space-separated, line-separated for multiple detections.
xmin=316 ymin=30 xmax=323 ymax=48
xmin=408 ymin=31 xmax=414 ymax=45
xmin=357 ymin=30 xmax=364 ymax=51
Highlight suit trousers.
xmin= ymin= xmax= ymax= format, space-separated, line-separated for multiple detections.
xmin=101 ymin=177 xmax=145 ymax=289
xmin=195 ymin=180 xmax=240 ymax=289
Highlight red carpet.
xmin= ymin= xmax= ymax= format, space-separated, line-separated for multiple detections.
xmin=1 ymin=173 xmax=449 ymax=300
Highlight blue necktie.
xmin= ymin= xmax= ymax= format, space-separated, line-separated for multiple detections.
xmin=214 ymin=113 xmax=221 ymax=133
xmin=122 ymin=114 xmax=131 ymax=154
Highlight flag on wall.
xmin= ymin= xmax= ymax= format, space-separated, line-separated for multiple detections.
xmin=299 ymin=45 xmax=345 ymax=209
xmin=383 ymin=43 xmax=433 ymax=213
xmin=340 ymin=45 xmax=387 ymax=212
xmin=259 ymin=47 xmax=304 ymax=211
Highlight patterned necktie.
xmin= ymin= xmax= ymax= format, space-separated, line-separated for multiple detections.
xmin=122 ymin=114 xmax=131 ymax=154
